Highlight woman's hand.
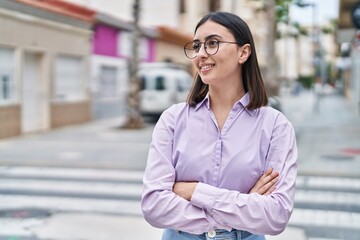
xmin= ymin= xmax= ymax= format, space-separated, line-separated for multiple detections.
xmin=173 ymin=182 xmax=197 ymax=201
xmin=249 ymin=168 xmax=279 ymax=195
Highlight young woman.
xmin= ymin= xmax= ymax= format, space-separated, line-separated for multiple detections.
xmin=141 ymin=12 xmax=297 ymax=240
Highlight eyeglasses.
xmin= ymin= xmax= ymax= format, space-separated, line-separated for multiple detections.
xmin=184 ymin=38 xmax=238 ymax=59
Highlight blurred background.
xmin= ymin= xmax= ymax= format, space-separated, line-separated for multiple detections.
xmin=0 ymin=0 xmax=359 ymax=239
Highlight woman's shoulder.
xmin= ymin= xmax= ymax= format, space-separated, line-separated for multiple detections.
xmin=261 ymin=105 xmax=281 ymax=116
xmin=259 ymin=105 xmax=291 ymax=126
xmin=157 ymin=102 xmax=189 ymax=125
xmin=163 ymin=102 xmax=188 ymax=115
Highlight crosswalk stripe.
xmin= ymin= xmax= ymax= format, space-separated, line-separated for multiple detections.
xmin=0 ymin=179 xmax=142 ymax=200
xmin=296 ymin=176 xmax=360 ymax=192
xmin=295 ymin=189 xmax=360 ymax=207
xmin=308 ymin=238 xmax=345 ymax=240
xmin=0 ymin=194 xmax=142 ymax=216
xmin=289 ymin=208 xmax=360 ymax=230
xmin=0 ymin=166 xmax=144 ymax=182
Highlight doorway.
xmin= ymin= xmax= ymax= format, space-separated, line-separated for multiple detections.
xmin=22 ymin=52 xmax=46 ymax=133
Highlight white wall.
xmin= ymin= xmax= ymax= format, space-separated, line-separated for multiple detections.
xmin=66 ymin=0 xmax=179 ymax=28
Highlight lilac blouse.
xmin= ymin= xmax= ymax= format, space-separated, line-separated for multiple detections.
xmin=141 ymin=93 xmax=297 ymax=235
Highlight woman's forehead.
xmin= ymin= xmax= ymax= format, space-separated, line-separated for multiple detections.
xmin=194 ymin=21 xmax=233 ymax=40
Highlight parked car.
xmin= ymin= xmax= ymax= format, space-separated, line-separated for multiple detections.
xmin=138 ymin=64 xmax=193 ymax=117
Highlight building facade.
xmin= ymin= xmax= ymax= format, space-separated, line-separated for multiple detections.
xmin=65 ymin=0 xmax=193 ymax=66
xmin=90 ymin=13 xmax=157 ymax=119
xmin=0 ymin=0 xmax=94 ymax=138
xmin=64 ymin=0 xmax=194 ymax=121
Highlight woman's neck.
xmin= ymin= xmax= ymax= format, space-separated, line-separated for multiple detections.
xmin=209 ymin=86 xmax=245 ymax=109
xmin=208 ymin=85 xmax=245 ymax=131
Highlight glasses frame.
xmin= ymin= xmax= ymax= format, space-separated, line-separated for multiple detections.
xmin=184 ymin=38 xmax=238 ymax=59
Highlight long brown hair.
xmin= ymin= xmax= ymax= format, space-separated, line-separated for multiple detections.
xmin=187 ymin=12 xmax=268 ymax=110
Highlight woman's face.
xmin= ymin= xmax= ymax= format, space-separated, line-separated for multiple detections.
xmin=192 ymin=20 xmax=242 ymax=87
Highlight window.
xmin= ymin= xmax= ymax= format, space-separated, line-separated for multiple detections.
xmin=0 ymin=47 xmax=16 ymax=103
xmin=155 ymin=76 xmax=165 ymax=90
xmin=139 ymin=76 xmax=146 ymax=90
xmin=180 ymin=0 xmax=186 ymax=14
xmin=209 ymin=0 xmax=220 ymax=12
xmin=118 ymin=31 xmax=149 ymax=60
xmin=54 ymin=55 xmax=85 ymax=101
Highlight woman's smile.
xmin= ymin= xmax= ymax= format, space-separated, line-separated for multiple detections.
xmin=199 ymin=63 xmax=215 ymax=73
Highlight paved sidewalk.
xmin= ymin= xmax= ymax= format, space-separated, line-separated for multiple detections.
xmin=281 ymin=89 xmax=360 ymax=178
xmin=0 ymin=117 xmax=154 ymax=171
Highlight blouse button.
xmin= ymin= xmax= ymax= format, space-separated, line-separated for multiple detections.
xmin=207 ymin=230 xmax=216 ymax=238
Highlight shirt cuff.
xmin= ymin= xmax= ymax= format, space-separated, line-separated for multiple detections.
xmin=191 ymin=182 xmax=217 ymax=211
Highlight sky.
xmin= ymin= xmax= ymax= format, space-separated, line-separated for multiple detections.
xmin=290 ymin=0 xmax=339 ymax=26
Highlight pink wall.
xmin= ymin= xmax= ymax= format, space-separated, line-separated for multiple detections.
xmin=93 ymin=23 xmax=155 ymax=62
xmin=93 ymin=25 xmax=117 ymax=57
xmin=147 ymin=39 xmax=155 ymax=62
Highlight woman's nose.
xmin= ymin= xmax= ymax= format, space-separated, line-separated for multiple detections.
xmin=197 ymin=44 xmax=208 ymax=58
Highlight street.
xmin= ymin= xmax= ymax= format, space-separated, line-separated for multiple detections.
xmin=279 ymin=89 xmax=360 ymax=240
xmin=0 ymin=88 xmax=359 ymax=240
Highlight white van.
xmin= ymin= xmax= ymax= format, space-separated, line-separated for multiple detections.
xmin=138 ymin=64 xmax=193 ymax=117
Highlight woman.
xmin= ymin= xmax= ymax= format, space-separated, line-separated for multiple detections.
xmin=141 ymin=12 xmax=297 ymax=240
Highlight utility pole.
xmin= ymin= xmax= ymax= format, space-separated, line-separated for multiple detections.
xmin=122 ymin=0 xmax=144 ymax=129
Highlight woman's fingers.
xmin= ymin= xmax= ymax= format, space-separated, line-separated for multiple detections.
xmin=258 ymin=175 xmax=279 ymax=195
xmin=249 ymin=168 xmax=279 ymax=194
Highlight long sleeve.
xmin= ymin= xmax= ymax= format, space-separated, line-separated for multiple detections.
xmin=190 ymin=113 xmax=298 ymax=235
xmin=141 ymin=104 xmax=229 ymax=234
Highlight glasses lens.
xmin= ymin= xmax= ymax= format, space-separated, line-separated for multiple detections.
xmin=184 ymin=42 xmax=198 ymax=59
xmin=184 ymin=39 xmax=220 ymax=59
xmin=204 ymin=39 xmax=219 ymax=55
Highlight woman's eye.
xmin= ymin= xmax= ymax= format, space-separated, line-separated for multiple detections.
xmin=192 ymin=42 xmax=200 ymax=50
xmin=207 ymin=40 xmax=219 ymax=48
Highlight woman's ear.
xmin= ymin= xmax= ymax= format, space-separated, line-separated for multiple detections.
xmin=238 ymin=44 xmax=251 ymax=64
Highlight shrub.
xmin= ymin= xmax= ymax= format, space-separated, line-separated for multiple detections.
xmin=297 ymin=75 xmax=314 ymax=89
